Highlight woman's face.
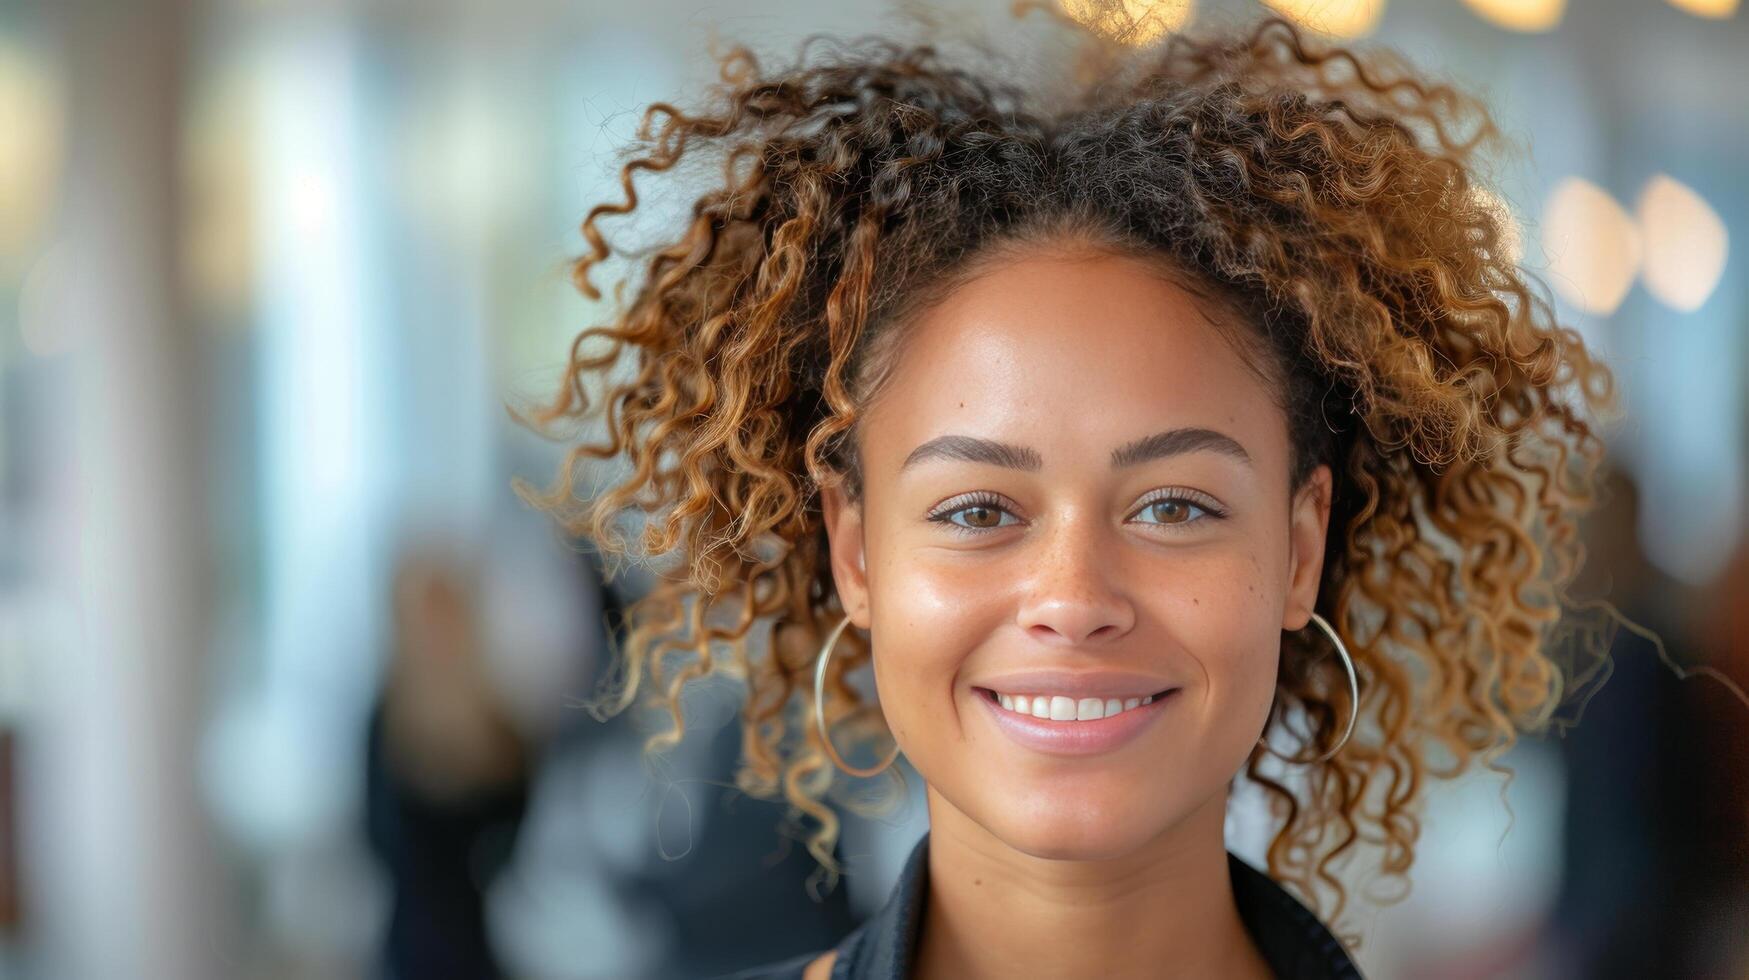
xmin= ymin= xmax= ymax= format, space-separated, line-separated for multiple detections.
xmin=821 ymin=247 xmax=1332 ymax=861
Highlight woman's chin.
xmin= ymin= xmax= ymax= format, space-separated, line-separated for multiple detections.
xmin=976 ymin=800 xmax=1178 ymax=863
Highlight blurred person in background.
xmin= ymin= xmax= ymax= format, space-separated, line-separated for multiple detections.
xmin=1538 ymin=469 xmax=1749 ymax=977
xmin=1686 ymin=526 xmax=1749 ymax=977
xmin=364 ymin=517 xmax=856 ymax=980
xmin=368 ymin=541 xmax=533 ymax=980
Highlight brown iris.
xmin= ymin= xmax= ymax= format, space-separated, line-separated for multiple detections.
xmin=961 ymin=505 xmax=1002 ymax=528
xmin=1148 ymin=500 xmax=1192 ymax=524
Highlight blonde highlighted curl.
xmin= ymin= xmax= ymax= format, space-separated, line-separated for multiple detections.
xmin=512 ymin=3 xmax=1621 ymax=939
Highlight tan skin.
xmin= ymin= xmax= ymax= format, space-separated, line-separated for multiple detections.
xmin=811 ymin=246 xmax=1333 ymax=980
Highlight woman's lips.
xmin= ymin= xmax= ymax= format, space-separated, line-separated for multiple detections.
xmin=974 ymin=686 xmax=1179 ymax=756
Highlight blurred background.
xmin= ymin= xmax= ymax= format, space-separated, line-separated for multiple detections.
xmin=1 ymin=0 xmax=1745 ymax=977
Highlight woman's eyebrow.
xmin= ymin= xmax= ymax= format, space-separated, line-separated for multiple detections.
xmin=1111 ymin=427 xmax=1252 ymax=468
xmin=900 ymin=427 xmax=1252 ymax=473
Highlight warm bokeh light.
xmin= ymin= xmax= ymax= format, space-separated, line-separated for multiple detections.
xmin=1058 ymin=0 xmax=1194 ymax=44
xmin=1667 ymin=0 xmax=1739 ymax=18
xmin=182 ymin=60 xmax=259 ymax=320
xmin=1636 ymin=173 xmax=1729 ymax=313
xmin=0 ymin=40 xmax=63 ymax=266
xmin=1461 ymin=0 xmax=1566 ymax=32
xmin=1258 ymin=0 xmax=1386 ymax=38
xmin=1541 ymin=176 xmax=1640 ymax=316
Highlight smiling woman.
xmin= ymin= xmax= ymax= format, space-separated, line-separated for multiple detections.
xmin=512 ymin=5 xmax=1617 ymax=978
xmin=813 ymin=249 xmax=1340 ymax=880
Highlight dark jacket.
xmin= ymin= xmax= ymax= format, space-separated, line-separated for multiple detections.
xmin=714 ymin=831 xmax=1364 ymax=980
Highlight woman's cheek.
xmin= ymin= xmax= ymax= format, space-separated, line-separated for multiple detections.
xmin=1166 ymin=554 xmax=1284 ymax=748
xmin=867 ymin=554 xmax=999 ymax=748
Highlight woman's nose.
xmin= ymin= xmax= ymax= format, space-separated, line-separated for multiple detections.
xmin=1013 ymin=515 xmax=1136 ymax=647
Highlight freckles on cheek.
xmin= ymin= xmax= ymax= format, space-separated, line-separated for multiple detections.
xmin=1231 ymin=560 xmax=1289 ymax=702
xmin=1181 ymin=553 xmax=1274 ymax=617
xmin=1177 ymin=556 xmax=1280 ymax=681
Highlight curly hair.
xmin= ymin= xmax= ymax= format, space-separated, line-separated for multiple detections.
xmin=512 ymin=3 xmax=1620 ymax=939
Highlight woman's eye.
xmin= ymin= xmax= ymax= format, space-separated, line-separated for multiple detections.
xmin=930 ymin=497 xmax=1019 ymax=533
xmin=1130 ymin=496 xmax=1214 ymax=527
xmin=945 ymin=503 xmax=1016 ymax=530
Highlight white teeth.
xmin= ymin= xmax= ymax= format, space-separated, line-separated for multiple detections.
xmin=990 ymin=690 xmax=1166 ymax=721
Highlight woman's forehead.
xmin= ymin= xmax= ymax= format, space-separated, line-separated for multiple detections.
xmin=858 ymin=251 xmax=1289 ymax=470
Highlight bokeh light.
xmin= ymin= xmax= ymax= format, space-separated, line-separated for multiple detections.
xmin=1461 ymin=0 xmax=1566 ymax=32
xmin=0 ymin=39 xmax=63 ymax=267
xmin=1636 ymin=173 xmax=1729 ymax=313
xmin=1258 ymin=0 xmax=1387 ymax=38
xmin=182 ymin=58 xmax=259 ymax=321
xmin=1666 ymin=0 xmax=1739 ymax=18
xmin=1542 ymin=176 xmax=1640 ymax=316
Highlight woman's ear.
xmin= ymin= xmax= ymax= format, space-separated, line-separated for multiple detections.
xmin=820 ymin=478 xmax=873 ymax=629
xmin=1282 ymin=463 xmax=1334 ymax=631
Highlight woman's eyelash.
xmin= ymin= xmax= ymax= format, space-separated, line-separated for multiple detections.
xmin=926 ymin=492 xmax=1017 ymax=535
xmin=1129 ymin=488 xmax=1228 ymax=526
xmin=926 ymin=489 xmax=1227 ymax=535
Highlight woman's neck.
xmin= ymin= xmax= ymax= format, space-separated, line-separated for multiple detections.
xmin=914 ymin=788 xmax=1272 ymax=980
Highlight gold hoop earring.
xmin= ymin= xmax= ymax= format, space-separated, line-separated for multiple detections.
xmin=1258 ymin=611 xmax=1359 ymax=764
xmin=812 ymin=613 xmax=901 ymax=778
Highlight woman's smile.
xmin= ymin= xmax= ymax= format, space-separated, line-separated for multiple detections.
xmin=963 ymin=666 xmax=1183 ymax=755
xmin=974 ymin=683 xmax=1183 ymax=756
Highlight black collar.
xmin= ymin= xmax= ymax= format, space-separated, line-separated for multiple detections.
xmin=829 ymin=832 xmax=1365 ymax=979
